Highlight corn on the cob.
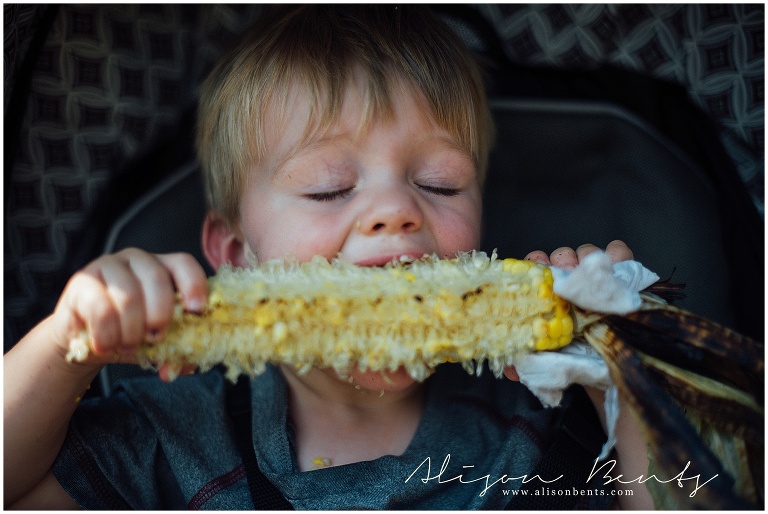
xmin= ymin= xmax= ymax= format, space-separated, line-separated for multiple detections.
xmin=66 ymin=252 xmax=573 ymax=381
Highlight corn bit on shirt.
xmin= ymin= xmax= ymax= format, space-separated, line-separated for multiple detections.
xmin=52 ymin=364 xmax=605 ymax=509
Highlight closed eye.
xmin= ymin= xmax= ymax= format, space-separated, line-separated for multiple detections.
xmin=304 ymin=187 xmax=354 ymax=202
xmin=417 ymin=184 xmax=461 ymax=197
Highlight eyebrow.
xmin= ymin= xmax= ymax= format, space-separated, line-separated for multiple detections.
xmin=415 ymin=133 xmax=472 ymax=155
xmin=270 ymin=131 xmax=349 ymax=184
xmin=270 ymin=126 xmax=473 ymax=183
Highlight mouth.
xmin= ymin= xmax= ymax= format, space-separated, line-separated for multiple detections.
xmin=354 ymin=253 xmax=426 ymax=267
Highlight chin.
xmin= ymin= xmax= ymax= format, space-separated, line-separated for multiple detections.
xmin=348 ymin=366 xmax=419 ymax=392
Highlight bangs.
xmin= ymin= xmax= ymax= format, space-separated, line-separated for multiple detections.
xmin=197 ymin=6 xmax=493 ymax=224
xmin=251 ymin=63 xmax=480 ymax=165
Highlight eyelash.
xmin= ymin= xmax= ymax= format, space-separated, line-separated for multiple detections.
xmin=305 ymin=188 xmax=354 ymax=202
xmin=418 ymin=184 xmax=461 ymax=197
xmin=304 ymin=184 xmax=460 ymax=202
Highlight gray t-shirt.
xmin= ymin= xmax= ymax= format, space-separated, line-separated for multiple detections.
xmin=52 ymin=364 xmax=606 ymax=509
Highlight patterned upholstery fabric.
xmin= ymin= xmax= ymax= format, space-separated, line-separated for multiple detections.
xmin=3 ymin=4 xmax=763 ymax=349
xmin=476 ymin=4 xmax=764 ymax=209
xmin=4 ymin=5 xmax=264 ymax=348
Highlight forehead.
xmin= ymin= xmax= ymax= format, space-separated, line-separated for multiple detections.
xmin=259 ymin=74 xmax=471 ymax=166
xmin=257 ymin=75 xmax=462 ymax=170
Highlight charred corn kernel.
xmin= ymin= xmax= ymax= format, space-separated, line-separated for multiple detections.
xmin=66 ymin=252 xmax=575 ymax=382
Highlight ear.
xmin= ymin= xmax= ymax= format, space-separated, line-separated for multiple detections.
xmin=202 ymin=211 xmax=248 ymax=270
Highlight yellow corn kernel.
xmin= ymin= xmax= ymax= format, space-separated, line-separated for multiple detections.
xmin=66 ymin=252 xmax=576 ymax=381
xmin=254 ymin=308 xmax=275 ymax=328
xmin=311 ymin=457 xmax=331 ymax=470
xmin=548 ymin=318 xmax=563 ymax=339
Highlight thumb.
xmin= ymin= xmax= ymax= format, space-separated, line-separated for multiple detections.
xmin=503 ymin=366 xmax=520 ymax=382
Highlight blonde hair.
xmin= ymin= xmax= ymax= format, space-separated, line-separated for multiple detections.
xmin=196 ymin=5 xmax=494 ymax=223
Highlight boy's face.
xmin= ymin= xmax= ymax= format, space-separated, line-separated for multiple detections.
xmin=237 ymin=79 xmax=483 ymax=267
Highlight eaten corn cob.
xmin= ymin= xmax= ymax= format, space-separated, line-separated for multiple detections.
xmin=66 ymin=251 xmax=573 ymax=381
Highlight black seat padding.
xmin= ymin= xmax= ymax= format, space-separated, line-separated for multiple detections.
xmin=481 ymin=98 xmax=733 ymax=329
xmin=103 ymin=159 xmax=210 ymax=273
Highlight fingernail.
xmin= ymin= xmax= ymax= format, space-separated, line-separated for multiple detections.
xmin=185 ymin=297 xmax=205 ymax=314
xmin=164 ymin=363 xmax=182 ymax=381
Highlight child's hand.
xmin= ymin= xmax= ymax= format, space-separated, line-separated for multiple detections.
xmin=51 ymin=249 xmax=207 ymax=379
xmin=503 ymin=240 xmax=633 ymax=383
xmin=522 ymin=239 xmax=633 ymax=271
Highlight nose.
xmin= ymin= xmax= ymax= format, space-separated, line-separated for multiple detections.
xmin=357 ymin=187 xmax=424 ymax=235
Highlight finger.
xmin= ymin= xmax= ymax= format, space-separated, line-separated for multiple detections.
xmin=180 ymin=364 xmax=197 ymax=377
xmin=98 ymin=258 xmax=147 ymax=353
xmin=575 ymin=243 xmax=600 ymax=263
xmin=605 ymin=239 xmax=634 ymax=263
xmin=524 ymin=250 xmax=550 ymax=266
xmin=157 ymin=253 xmax=208 ymax=313
xmin=157 ymin=362 xmax=196 ymax=382
xmin=122 ymin=250 xmax=176 ymax=341
xmin=549 ymin=247 xmax=578 ymax=270
xmin=62 ymin=270 xmax=122 ymax=356
xmin=158 ymin=362 xmax=184 ymax=382
xmin=504 ymin=366 xmax=520 ymax=382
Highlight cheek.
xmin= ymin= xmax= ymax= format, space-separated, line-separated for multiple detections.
xmin=437 ymin=223 xmax=481 ymax=256
xmin=240 ymin=198 xmax=350 ymax=262
xmin=431 ymin=200 xmax=482 ymax=256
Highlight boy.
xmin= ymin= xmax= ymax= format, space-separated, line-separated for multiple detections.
xmin=5 ymin=6 xmax=652 ymax=509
